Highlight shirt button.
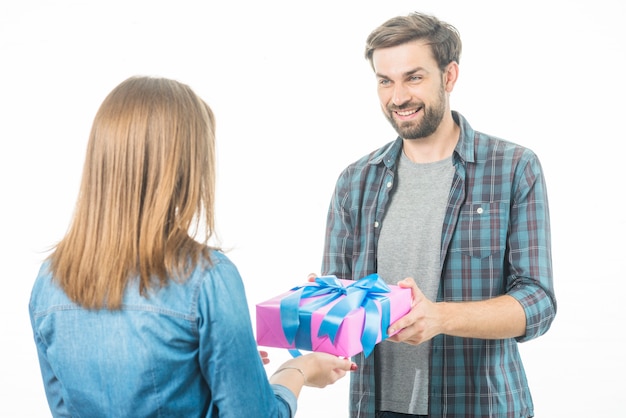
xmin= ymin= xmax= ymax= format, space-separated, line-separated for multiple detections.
xmin=386 ymin=181 xmax=392 ymax=188
xmin=476 ymin=207 xmax=483 ymax=214
xmin=374 ymin=221 xmax=380 ymax=228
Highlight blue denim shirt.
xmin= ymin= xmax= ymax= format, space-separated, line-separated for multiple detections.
xmin=29 ymin=250 xmax=296 ymax=418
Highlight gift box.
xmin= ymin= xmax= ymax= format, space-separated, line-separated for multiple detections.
xmin=255 ymin=274 xmax=412 ymax=358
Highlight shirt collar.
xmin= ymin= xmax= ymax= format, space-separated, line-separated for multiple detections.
xmin=368 ymin=110 xmax=476 ymax=168
xmin=451 ymin=110 xmax=475 ymax=164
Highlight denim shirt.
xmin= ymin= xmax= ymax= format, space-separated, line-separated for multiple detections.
xmin=29 ymin=250 xmax=296 ymax=418
xmin=322 ymin=111 xmax=556 ymax=417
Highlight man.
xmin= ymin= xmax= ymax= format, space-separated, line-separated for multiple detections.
xmin=320 ymin=12 xmax=556 ymax=418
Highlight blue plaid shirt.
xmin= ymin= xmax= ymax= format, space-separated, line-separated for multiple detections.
xmin=321 ymin=112 xmax=556 ymax=418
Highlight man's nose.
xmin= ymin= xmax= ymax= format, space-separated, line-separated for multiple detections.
xmin=392 ymin=84 xmax=411 ymax=106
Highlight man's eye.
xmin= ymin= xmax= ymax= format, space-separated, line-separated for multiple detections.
xmin=409 ymin=76 xmax=422 ymax=82
xmin=378 ymin=79 xmax=390 ymax=86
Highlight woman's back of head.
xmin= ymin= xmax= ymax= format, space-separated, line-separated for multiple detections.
xmin=50 ymin=76 xmax=218 ymax=309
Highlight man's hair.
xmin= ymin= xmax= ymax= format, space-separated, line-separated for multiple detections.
xmin=365 ymin=12 xmax=462 ymax=71
xmin=49 ymin=76 xmax=218 ymax=309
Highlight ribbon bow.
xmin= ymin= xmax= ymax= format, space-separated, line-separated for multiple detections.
xmin=279 ymin=274 xmax=392 ymax=358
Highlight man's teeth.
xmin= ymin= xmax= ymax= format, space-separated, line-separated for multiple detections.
xmin=397 ymin=109 xmax=417 ymax=116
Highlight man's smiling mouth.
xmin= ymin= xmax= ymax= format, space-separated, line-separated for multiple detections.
xmin=396 ymin=109 xmax=418 ymax=116
xmin=394 ymin=106 xmax=423 ymax=118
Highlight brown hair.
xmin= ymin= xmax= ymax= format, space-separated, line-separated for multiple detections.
xmin=48 ymin=76 xmax=218 ymax=309
xmin=365 ymin=12 xmax=462 ymax=71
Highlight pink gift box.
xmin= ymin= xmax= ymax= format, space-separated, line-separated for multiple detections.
xmin=255 ymin=276 xmax=412 ymax=358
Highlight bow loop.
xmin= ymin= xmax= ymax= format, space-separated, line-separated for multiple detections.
xmin=280 ymin=275 xmax=350 ymax=347
xmin=279 ymin=274 xmax=392 ymax=358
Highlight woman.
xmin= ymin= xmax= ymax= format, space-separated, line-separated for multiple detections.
xmin=29 ymin=76 xmax=354 ymax=417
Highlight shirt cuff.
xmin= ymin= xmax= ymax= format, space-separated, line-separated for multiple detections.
xmin=271 ymin=384 xmax=298 ymax=417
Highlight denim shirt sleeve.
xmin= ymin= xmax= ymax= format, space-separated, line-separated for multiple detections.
xmin=29 ymin=307 xmax=72 ymax=417
xmin=196 ymin=255 xmax=296 ymax=417
xmin=28 ymin=264 xmax=71 ymax=418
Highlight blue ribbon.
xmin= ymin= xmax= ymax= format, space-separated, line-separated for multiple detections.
xmin=279 ymin=274 xmax=392 ymax=358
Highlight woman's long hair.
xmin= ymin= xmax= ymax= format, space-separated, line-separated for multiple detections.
xmin=49 ymin=76 xmax=218 ymax=309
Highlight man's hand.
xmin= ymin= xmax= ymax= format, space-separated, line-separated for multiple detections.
xmin=386 ymin=277 xmax=442 ymax=345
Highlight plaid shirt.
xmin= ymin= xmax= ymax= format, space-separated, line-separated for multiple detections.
xmin=321 ymin=112 xmax=556 ymax=418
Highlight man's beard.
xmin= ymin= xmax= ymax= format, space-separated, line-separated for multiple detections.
xmin=385 ymin=86 xmax=446 ymax=140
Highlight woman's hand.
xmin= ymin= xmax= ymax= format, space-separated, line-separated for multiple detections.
xmin=297 ymin=352 xmax=356 ymax=388
xmin=259 ymin=350 xmax=270 ymax=365
xmin=270 ymin=352 xmax=356 ymax=396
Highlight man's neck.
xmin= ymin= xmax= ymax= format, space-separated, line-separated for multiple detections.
xmin=402 ymin=114 xmax=460 ymax=163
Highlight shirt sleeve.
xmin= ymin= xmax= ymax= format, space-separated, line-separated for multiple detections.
xmin=322 ymin=169 xmax=355 ymax=279
xmin=29 ymin=283 xmax=72 ymax=417
xmin=196 ymin=255 xmax=296 ymax=417
xmin=506 ymin=153 xmax=557 ymax=342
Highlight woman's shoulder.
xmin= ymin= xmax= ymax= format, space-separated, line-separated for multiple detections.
xmin=199 ymin=248 xmax=238 ymax=277
xmin=29 ymin=261 xmax=76 ymax=316
xmin=190 ymin=249 xmax=244 ymax=289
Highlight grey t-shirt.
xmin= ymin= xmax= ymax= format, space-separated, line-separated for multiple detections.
xmin=375 ymin=152 xmax=454 ymax=414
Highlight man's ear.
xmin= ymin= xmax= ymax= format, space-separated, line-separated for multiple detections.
xmin=444 ymin=61 xmax=460 ymax=93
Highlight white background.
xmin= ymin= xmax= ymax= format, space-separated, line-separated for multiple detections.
xmin=1 ymin=1 xmax=624 ymax=416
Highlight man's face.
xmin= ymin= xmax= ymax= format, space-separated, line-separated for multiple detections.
xmin=372 ymin=40 xmax=448 ymax=140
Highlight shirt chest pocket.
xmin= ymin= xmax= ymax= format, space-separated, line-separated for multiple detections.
xmin=455 ymin=201 xmax=509 ymax=259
